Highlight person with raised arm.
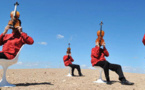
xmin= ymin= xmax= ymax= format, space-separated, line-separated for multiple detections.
xmin=63 ymin=43 xmax=83 ymax=76
xmin=91 ymin=42 xmax=134 ymax=85
xmin=0 ymin=25 xmax=34 ymax=59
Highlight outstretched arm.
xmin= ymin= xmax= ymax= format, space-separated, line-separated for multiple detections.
xmin=3 ymin=25 xmax=10 ymax=35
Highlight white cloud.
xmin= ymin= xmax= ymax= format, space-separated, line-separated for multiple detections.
xmin=123 ymin=66 xmax=145 ymax=74
xmin=7 ymin=61 xmax=51 ymax=69
xmin=81 ymin=64 xmax=87 ymax=68
xmin=38 ymin=42 xmax=47 ymax=45
xmin=88 ymin=66 xmax=95 ymax=69
xmin=45 ymin=65 xmax=50 ymax=68
xmin=57 ymin=34 xmax=64 ymax=39
xmin=26 ymin=62 xmax=39 ymax=67
xmin=17 ymin=61 xmax=23 ymax=65
xmin=81 ymin=64 xmax=95 ymax=69
xmin=80 ymin=64 xmax=97 ymax=69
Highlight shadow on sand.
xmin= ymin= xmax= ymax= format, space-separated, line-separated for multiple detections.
xmin=70 ymin=75 xmax=85 ymax=77
xmin=104 ymin=80 xmax=119 ymax=85
xmin=110 ymin=80 xmax=119 ymax=84
xmin=15 ymin=82 xmax=53 ymax=86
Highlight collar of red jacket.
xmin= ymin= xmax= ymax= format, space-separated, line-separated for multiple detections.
xmin=95 ymin=46 xmax=100 ymax=48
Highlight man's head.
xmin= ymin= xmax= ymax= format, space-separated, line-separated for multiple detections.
xmin=66 ymin=52 xmax=71 ymax=56
xmin=12 ymin=27 xmax=19 ymax=33
xmin=66 ymin=47 xmax=71 ymax=55
xmin=11 ymin=19 xmax=21 ymax=33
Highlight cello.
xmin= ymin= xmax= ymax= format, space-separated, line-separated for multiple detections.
xmin=96 ymin=21 xmax=105 ymax=46
xmin=8 ymin=2 xmax=21 ymax=29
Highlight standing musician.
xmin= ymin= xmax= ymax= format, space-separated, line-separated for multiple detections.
xmin=63 ymin=43 xmax=83 ymax=76
xmin=91 ymin=21 xmax=134 ymax=85
xmin=0 ymin=2 xmax=34 ymax=59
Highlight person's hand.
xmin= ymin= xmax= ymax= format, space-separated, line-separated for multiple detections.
xmin=67 ymin=54 xmax=70 ymax=59
xmin=3 ymin=25 xmax=11 ymax=35
xmin=102 ymin=42 xmax=105 ymax=47
xmin=16 ymin=26 xmax=22 ymax=33
xmin=95 ymin=42 xmax=100 ymax=47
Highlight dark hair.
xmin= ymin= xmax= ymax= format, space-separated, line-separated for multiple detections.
xmin=66 ymin=51 xmax=71 ymax=54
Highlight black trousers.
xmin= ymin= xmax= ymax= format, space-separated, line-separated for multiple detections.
xmin=0 ymin=53 xmax=8 ymax=59
xmin=95 ymin=61 xmax=126 ymax=81
xmin=69 ymin=64 xmax=82 ymax=75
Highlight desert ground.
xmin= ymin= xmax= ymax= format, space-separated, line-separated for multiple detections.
xmin=0 ymin=68 xmax=144 ymax=90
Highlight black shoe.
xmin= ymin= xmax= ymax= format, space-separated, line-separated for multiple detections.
xmin=121 ymin=80 xmax=134 ymax=85
xmin=106 ymin=81 xmax=112 ymax=85
xmin=79 ymin=73 xmax=84 ymax=76
xmin=72 ymin=74 xmax=76 ymax=76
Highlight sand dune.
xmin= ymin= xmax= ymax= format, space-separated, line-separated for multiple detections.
xmin=0 ymin=68 xmax=144 ymax=90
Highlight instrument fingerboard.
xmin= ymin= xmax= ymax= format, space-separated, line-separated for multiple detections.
xmin=13 ymin=2 xmax=19 ymax=18
xmin=68 ymin=43 xmax=70 ymax=48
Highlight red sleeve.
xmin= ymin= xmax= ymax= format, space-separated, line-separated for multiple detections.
xmin=63 ymin=55 xmax=68 ymax=61
xmin=70 ymin=56 xmax=74 ymax=62
xmin=142 ymin=34 xmax=145 ymax=45
xmin=0 ymin=33 xmax=4 ymax=46
xmin=21 ymin=32 xmax=34 ymax=45
xmin=91 ymin=46 xmax=100 ymax=58
xmin=103 ymin=46 xmax=109 ymax=57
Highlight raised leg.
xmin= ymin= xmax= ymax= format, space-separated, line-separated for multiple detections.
xmin=0 ymin=65 xmax=16 ymax=87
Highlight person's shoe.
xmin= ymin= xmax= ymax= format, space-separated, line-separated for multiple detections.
xmin=72 ymin=74 xmax=76 ymax=76
xmin=106 ymin=81 xmax=112 ymax=85
xmin=121 ymin=80 xmax=134 ymax=85
xmin=79 ymin=73 xmax=84 ymax=76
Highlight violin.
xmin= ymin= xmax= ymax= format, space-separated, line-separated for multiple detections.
xmin=96 ymin=21 xmax=105 ymax=46
xmin=67 ymin=43 xmax=71 ymax=54
xmin=8 ymin=2 xmax=21 ymax=29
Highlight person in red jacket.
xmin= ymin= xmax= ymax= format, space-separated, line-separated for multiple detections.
xmin=91 ymin=42 xmax=134 ymax=85
xmin=63 ymin=46 xmax=83 ymax=76
xmin=0 ymin=25 xmax=34 ymax=59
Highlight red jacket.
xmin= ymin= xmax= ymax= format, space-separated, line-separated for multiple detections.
xmin=142 ymin=34 xmax=145 ymax=45
xmin=0 ymin=32 xmax=34 ymax=59
xmin=91 ymin=46 xmax=109 ymax=66
xmin=63 ymin=55 xmax=74 ymax=66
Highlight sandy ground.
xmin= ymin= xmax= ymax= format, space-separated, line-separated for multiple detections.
xmin=0 ymin=68 xmax=144 ymax=90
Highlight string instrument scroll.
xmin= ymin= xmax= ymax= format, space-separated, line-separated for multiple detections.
xmin=8 ymin=2 xmax=21 ymax=29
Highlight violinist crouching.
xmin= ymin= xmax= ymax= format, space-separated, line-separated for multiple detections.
xmin=0 ymin=25 xmax=34 ymax=59
xmin=91 ymin=42 xmax=134 ymax=85
xmin=63 ymin=48 xmax=83 ymax=76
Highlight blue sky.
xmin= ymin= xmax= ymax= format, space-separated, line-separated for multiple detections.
xmin=0 ymin=0 xmax=145 ymax=73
